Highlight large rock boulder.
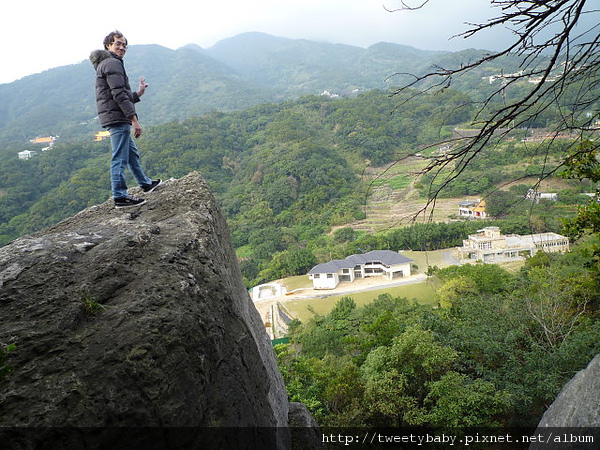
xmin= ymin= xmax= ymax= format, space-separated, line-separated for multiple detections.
xmin=531 ymin=354 xmax=600 ymax=449
xmin=0 ymin=172 xmax=291 ymax=448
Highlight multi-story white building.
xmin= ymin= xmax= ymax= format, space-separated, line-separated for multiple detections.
xmin=457 ymin=226 xmax=569 ymax=263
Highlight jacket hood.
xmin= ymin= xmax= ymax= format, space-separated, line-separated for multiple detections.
xmin=89 ymin=49 xmax=113 ymax=69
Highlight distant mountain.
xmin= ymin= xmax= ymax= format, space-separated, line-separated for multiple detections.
xmin=0 ymin=43 xmax=272 ymax=147
xmin=0 ymin=32 xmax=516 ymax=150
xmin=204 ymin=32 xmax=450 ymax=95
xmin=119 ymin=44 xmax=272 ymax=123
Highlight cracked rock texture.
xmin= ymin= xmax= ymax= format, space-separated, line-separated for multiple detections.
xmin=531 ymin=354 xmax=600 ymax=449
xmin=0 ymin=172 xmax=292 ymax=448
xmin=535 ymin=354 xmax=600 ymax=428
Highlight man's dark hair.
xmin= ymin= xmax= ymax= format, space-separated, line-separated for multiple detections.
xmin=103 ymin=30 xmax=127 ymax=50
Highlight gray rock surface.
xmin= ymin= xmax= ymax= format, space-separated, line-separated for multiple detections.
xmin=531 ymin=354 xmax=600 ymax=449
xmin=536 ymin=354 xmax=600 ymax=427
xmin=0 ymin=172 xmax=291 ymax=448
xmin=289 ymin=402 xmax=324 ymax=450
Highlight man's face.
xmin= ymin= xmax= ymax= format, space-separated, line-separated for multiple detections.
xmin=107 ymin=37 xmax=127 ymax=57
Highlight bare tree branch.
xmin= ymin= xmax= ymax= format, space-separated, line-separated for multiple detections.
xmin=524 ymin=268 xmax=589 ymax=349
xmin=388 ymin=0 xmax=600 ymax=217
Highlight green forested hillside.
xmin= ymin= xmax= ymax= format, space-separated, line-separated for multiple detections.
xmin=0 ymin=62 xmax=97 ymax=145
xmin=0 ymin=33 xmax=527 ymax=149
xmin=0 ymin=87 xmax=593 ymax=288
xmin=2 ymin=34 xmax=599 ymax=431
xmin=277 ymin=236 xmax=600 ymax=428
xmin=0 ymin=89 xmax=468 ymax=250
xmin=0 ymin=44 xmax=271 ymax=147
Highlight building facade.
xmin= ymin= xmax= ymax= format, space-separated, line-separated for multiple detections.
xmin=308 ymin=250 xmax=413 ymax=290
xmin=457 ymin=226 xmax=569 ymax=263
xmin=30 ymin=136 xmax=57 ymax=145
xmin=458 ymin=199 xmax=487 ymax=219
xmin=18 ymin=150 xmax=38 ymax=160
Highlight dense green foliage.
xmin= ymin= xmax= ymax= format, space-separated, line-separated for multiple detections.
xmin=0 ymin=35 xmax=523 ymax=147
xmin=277 ymin=236 xmax=600 ymax=427
xmin=2 ymin=32 xmax=599 ymax=431
xmin=0 ymin=143 xmax=109 ymax=242
xmin=0 ymin=87 xmax=592 ymax=288
xmin=560 ymin=141 xmax=600 ymax=238
xmin=0 ymin=89 xmax=474 ymax=274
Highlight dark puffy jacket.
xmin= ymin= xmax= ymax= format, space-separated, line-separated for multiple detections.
xmin=89 ymin=50 xmax=140 ymax=128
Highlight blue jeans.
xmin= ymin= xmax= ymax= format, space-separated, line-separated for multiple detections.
xmin=108 ymin=123 xmax=152 ymax=199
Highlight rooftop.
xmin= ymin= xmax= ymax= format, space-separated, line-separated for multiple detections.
xmin=309 ymin=250 xmax=413 ymax=274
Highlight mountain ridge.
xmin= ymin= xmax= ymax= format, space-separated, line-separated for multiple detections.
xmin=0 ymin=32 xmax=513 ymax=150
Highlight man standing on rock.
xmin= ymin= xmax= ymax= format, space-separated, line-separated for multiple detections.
xmin=90 ymin=30 xmax=161 ymax=208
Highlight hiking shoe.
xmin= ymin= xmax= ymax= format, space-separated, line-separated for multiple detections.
xmin=141 ymin=179 xmax=162 ymax=193
xmin=114 ymin=195 xmax=146 ymax=208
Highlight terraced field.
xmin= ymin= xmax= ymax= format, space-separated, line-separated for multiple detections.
xmin=340 ymin=157 xmax=469 ymax=234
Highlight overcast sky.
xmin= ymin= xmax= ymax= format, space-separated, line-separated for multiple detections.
xmin=1 ymin=0 xmax=511 ymax=85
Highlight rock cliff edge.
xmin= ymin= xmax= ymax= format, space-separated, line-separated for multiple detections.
xmin=531 ymin=354 xmax=600 ymax=449
xmin=0 ymin=172 xmax=294 ymax=448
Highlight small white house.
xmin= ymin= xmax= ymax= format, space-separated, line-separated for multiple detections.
xmin=526 ymin=189 xmax=558 ymax=203
xmin=18 ymin=150 xmax=38 ymax=160
xmin=308 ymin=250 xmax=413 ymax=290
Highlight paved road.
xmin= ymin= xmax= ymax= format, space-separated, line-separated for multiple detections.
xmin=443 ymin=250 xmax=461 ymax=266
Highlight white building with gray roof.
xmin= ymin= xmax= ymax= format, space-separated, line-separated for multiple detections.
xmin=308 ymin=250 xmax=413 ymax=290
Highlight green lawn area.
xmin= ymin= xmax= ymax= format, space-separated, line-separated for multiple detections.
xmin=402 ymin=249 xmax=454 ymax=272
xmin=275 ymin=251 xmax=448 ymax=322
xmin=274 ymin=249 xmax=522 ymax=323
xmin=279 ymin=274 xmax=313 ymax=291
xmin=282 ymin=280 xmax=438 ymax=322
xmin=371 ymin=174 xmax=412 ymax=190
